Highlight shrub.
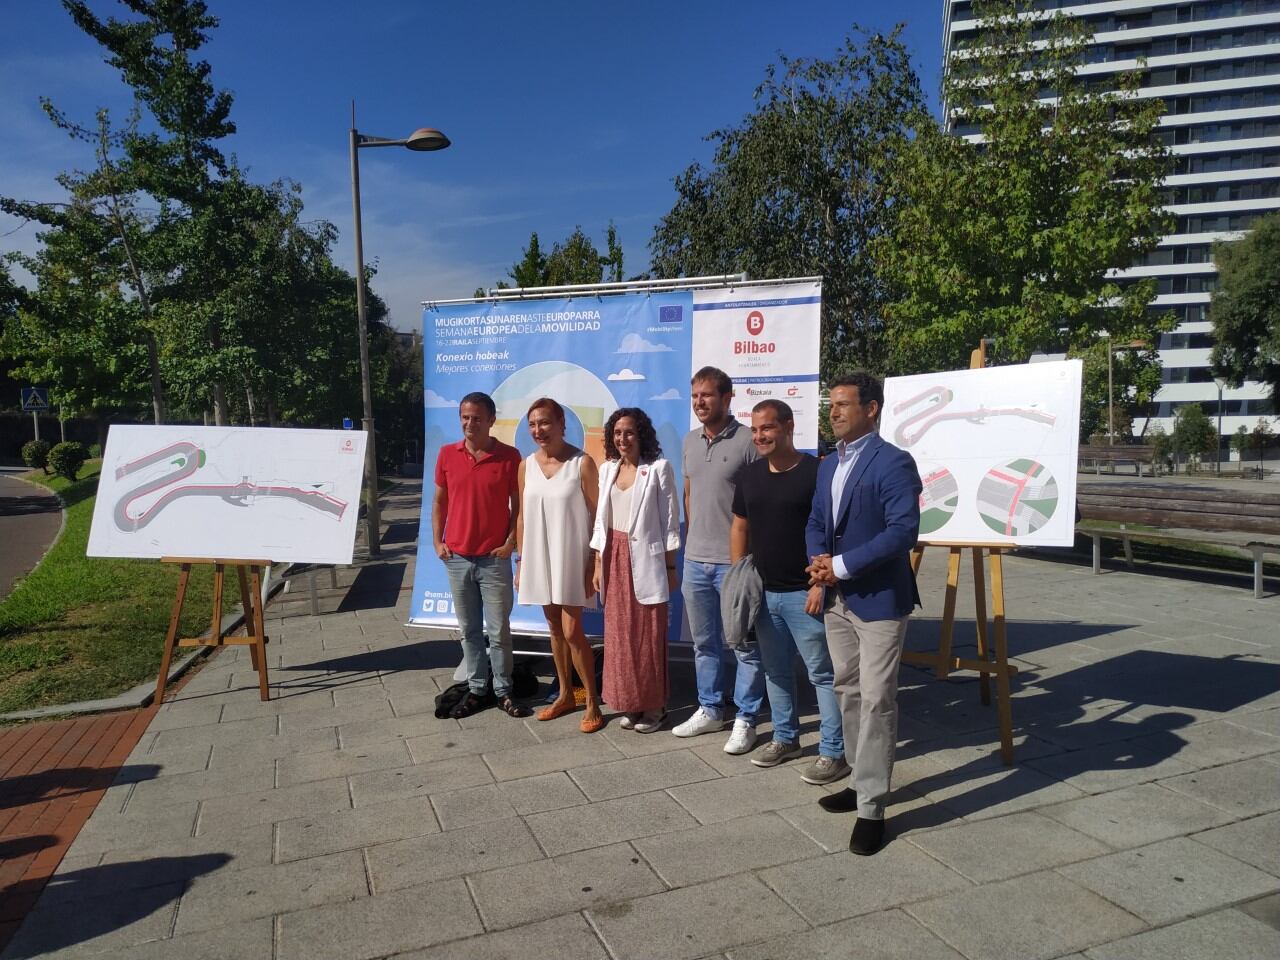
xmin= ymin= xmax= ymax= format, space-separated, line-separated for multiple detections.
xmin=21 ymin=440 xmax=51 ymax=473
xmin=48 ymin=441 xmax=88 ymax=481
xmin=89 ymin=443 xmax=103 ymax=458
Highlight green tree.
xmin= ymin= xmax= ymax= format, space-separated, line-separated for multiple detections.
xmin=1231 ymin=424 xmax=1250 ymax=468
xmin=1210 ymin=211 xmax=1280 ymax=412
xmin=875 ymin=0 xmax=1172 ymax=373
xmin=1075 ymin=337 xmax=1161 ymax=443
xmin=1172 ymin=403 xmax=1216 ymax=471
xmin=650 ymin=27 xmax=925 ymax=375
xmin=1251 ymin=418 xmax=1275 ymax=473
xmin=487 ymin=224 xmax=626 ymax=292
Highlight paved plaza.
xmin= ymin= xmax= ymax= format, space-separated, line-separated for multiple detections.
xmin=3 ymin=480 xmax=1278 ymax=959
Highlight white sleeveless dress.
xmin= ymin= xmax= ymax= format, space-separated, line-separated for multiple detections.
xmin=520 ymin=451 xmax=591 ymax=606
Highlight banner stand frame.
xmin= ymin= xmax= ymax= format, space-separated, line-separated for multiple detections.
xmin=155 ymin=557 xmax=272 ymax=703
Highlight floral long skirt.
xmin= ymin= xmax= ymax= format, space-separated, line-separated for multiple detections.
xmin=600 ymin=530 xmax=668 ymax=713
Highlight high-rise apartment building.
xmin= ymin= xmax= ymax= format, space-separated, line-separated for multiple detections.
xmin=943 ymin=0 xmax=1280 ymax=444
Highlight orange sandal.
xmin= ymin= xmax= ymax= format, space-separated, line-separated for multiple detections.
xmin=536 ymin=699 xmax=578 ymax=722
xmin=579 ymin=712 xmax=605 ymax=734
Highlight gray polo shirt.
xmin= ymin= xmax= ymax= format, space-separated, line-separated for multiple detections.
xmin=682 ymin=417 xmax=758 ymax=564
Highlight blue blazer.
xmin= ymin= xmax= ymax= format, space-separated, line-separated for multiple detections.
xmin=805 ymin=433 xmax=922 ymax=621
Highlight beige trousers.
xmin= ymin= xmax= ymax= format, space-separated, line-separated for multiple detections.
xmin=823 ymin=592 xmax=909 ymax=820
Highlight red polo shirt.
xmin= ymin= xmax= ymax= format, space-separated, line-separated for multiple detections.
xmin=434 ymin=439 xmax=521 ymax=555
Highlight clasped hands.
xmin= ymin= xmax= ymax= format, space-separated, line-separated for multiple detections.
xmin=806 ymin=553 xmax=838 ymax=587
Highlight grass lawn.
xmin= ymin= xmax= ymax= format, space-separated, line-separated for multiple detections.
xmin=0 ymin=462 xmax=238 ymax=716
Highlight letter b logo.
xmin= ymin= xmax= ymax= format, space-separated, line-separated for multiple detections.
xmin=746 ymin=311 xmax=765 ymax=336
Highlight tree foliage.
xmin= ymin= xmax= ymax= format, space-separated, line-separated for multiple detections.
xmin=1075 ymin=337 xmax=1161 ymax=442
xmin=489 ymin=224 xmax=625 ymax=293
xmin=1210 ymin=211 xmax=1280 ymax=412
xmin=1172 ymin=403 xmax=1216 ymax=466
xmin=650 ymin=27 xmax=926 ymax=375
xmin=875 ymin=0 xmax=1173 ymax=373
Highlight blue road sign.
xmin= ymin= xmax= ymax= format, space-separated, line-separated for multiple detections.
xmin=21 ymin=387 xmax=49 ymax=412
xmin=342 ymin=417 xmax=354 ymax=430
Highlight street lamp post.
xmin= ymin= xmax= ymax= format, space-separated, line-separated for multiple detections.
xmin=349 ymin=104 xmax=450 ymax=557
xmin=1214 ymin=377 xmax=1227 ymax=476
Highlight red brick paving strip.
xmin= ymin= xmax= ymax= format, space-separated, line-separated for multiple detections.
xmin=0 ymin=704 xmax=161 ymax=951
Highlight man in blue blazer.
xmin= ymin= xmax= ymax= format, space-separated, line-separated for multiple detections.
xmin=805 ymin=370 xmax=921 ymax=855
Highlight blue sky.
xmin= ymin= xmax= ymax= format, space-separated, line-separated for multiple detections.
xmin=1 ymin=0 xmax=946 ymax=330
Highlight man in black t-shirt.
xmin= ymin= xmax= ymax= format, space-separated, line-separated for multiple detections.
xmin=730 ymin=400 xmax=849 ymax=785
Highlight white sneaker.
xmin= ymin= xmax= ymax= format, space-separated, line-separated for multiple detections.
xmin=633 ymin=710 xmax=667 ymax=734
xmin=723 ymin=719 xmax=758 ymax=755
xmin=617 ymin=713 xmax=636 ymax=730
xmin=672 ymin=707 xmax=726 ymax=738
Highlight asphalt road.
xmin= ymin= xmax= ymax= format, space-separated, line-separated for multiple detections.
xmin=0 ymin=474 xmax=63 ymax=600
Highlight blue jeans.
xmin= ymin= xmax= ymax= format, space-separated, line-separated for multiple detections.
xmin=443 ymin=554 xmax=514 ymax=697
xmin=682 ymin=559 xmax=765 ymax=723
xmin=755 ymin=589 xmax=844 ymax=758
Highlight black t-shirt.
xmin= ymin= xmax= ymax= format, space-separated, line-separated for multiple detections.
xmin=731 ymin=454 xmax=820 ymax=592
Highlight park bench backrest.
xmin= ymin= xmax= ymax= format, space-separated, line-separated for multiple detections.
xmin=1077 ymin=483 xmax=1280 ymax=537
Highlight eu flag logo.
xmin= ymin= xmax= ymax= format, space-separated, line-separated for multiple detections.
xmin=659 ymin=305 xmax=683 ymax=324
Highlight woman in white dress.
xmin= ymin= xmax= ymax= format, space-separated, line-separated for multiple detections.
xmin=516 ymin=397 xmax=603 ymax=733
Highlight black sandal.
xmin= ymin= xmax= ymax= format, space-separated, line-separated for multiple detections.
xmin=449 ymin=692 xmax=486 ymax=719
xmin=499 ymin=696 xmax=532 ymax=718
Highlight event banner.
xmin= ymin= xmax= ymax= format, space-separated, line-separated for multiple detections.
xmin=880 ymin=359 xmax=1083 ymax=547
xmin=691 ymin=281 xmax=823 ymax=452
xmin=410 ymin=292 xmax=693 ymax=632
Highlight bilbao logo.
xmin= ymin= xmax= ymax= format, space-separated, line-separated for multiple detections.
xmin=746 ymin=310 xmax=765 ymax=336
xmin=786 ymin=386 xmax=799 ymax=397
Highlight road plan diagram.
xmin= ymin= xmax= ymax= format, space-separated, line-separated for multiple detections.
xmin=880 ymin=360 xmax=1082 ymax=547
xmin=88 ymin=426 xmax=367 ymax=564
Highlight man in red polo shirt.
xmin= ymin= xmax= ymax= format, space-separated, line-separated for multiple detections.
xmin=431 ymin=391 xmax=528 ymax=717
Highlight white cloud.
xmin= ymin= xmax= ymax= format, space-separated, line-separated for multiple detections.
xmin=616 ymin=333 xmax=672 ymax=354
xmin=648 ymin=388 xmax=681 ymax=401
xmin=424 ymin=389 xmax=457 ymax=408
xmin=607 ymin=367 xmax=646 ymax=382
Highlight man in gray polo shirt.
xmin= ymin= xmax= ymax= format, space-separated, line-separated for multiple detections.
xmin=673 ymin=366 xmax=766 ymax=754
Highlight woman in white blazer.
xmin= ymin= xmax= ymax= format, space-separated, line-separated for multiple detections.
xmin=590 ymin=407 xmax=681 ymax=732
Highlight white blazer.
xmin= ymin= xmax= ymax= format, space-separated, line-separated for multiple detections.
xmin=590 ymin=457 xmax=682 ymax=605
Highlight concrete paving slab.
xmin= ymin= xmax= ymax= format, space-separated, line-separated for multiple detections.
xmin=275 ymin=879 xmax=481 ymax=960
xmin=726 ymin=908 xmax=965 ymax=960
xmin=1058 ymin=836 xmax=1280 ymax=924
xmin=1083 ymin=907 xmax=1280 ymax=960
xmin=337 ymin=712 xmax=457 ymax=749
xmin=278 ymin=698 xmax=395 ymax=733
xmin=633 ymin=811 xmax=823 ymax=887
xmin=405 ymin=723 xmax=539 ymax=764
xmin=567 ymin=749 xmax=721 ymax=801
xmin=395 ymin=912 xmax=609 ymax=960
xmin=275 ymin=794 xmax=440 ymax=862
xmin=907 ymin=810 xmax=1112 ymax=883
xmin=63 ymin=802 xmax=199 ymax=860
xmin=495 ymin=770 xmax=589 ymax=815
xmin=275 ymin=738 xmax=413 ymax=786
xmin=149 ymin=715 xmax=278 ymax=752
xmin=145 ymin=701 xmax=224 ymax=732
xmin=1239 ymin=892 xmax=1280 ymax=931
xmin=905 ymin=870 xmax=1146 ymax=960
xmin=1227 ymin=707 xmax=1280 ymax=738
xmin=667 ymin=764 xmax=819 ymax=824
xmin=23 ymin=917 xmax=274 ymax=960
xmin=913 ymin=764 xmax=1086 ymax=821
xmin=759 ymin=842 xmax=970 ymax=925
xmin=1129 ymin=719 xmax=1280 ymax=769
xmin=364 ymin=816 xmax=543 ymax=891
xmin=196 ymin=777 xmax=352 ymax=834
xmin=587 ymin=874 xmax=807 ymax=960
xmin=0 ymin=882 xmax=183 ymax=959
xmin=1193 ymin=811 xmax=1280 ymax=876
xmin=1039 ymin=782 xmax=1233 ymax=848
xmin=173 ymin=849 xmax=368 ymax=934
xmin=428 ymin=783 xmax=520 ymax=831
xmin=481 ymin=733 xmax=627 ymax=782
xmin=347 ymin=754 xmax=493 ymax=807
xmin=207 ymin=725 xmax=339 ymax=767
xmin=1158 ymin=758 xmax=1280 ymax=818
xmin=525 ymin=789 xmax=699 ymax=856
xmin=1024 ymin=740 xmax=1198 ymax=794
xmin=122 ymin=762 xmax=277 ymax=813
xmin=468 ymin=841 xmax=665 ymax=930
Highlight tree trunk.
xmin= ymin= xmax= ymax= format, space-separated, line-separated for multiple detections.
xmin=146 ymin=332 xmax=166 ymax=424
xmin=266 ymin=397 xmax=278 ymax=427
xmin=245 ymin=385 xmax=256 ymax=427
xmin=213 ymin=383 xmax=227 ymax=426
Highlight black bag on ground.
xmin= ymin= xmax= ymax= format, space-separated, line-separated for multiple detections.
xmin=511 ymin=659 xmax=540 ymax=699
xmin=434 ymin=678 xmax=496 ymax=717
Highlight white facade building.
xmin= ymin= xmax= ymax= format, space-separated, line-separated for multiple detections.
xmin=943 ymin=0 xmax=1280 ymax=444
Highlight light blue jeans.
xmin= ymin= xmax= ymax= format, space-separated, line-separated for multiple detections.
xmin=755 ymin=589 xmax=844 ymax=758
xmin=443 ymin=554 xmax=514 ymax=697
xmin=682 ymin=559 xmax=765 ymax=723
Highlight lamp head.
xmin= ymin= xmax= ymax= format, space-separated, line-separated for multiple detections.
xmin=405 ymin=128 xmax=450 ymax=152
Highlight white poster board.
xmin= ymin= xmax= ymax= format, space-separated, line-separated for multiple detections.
xmin=881 ymin=360 xmax=1083 ymax=547
xmin=87 ymin=425 xmax=368 ymax=564
xmin=691 ymin=281 xmax=822 ymax=451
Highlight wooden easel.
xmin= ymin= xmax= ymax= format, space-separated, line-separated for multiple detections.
xmin=154 ymin=557 xmax=272 ymax=703
xmin=901 ymin=542 xmax=1018 ymax=764
xmin=898 ymin=340 xmax=1018 ymax=764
